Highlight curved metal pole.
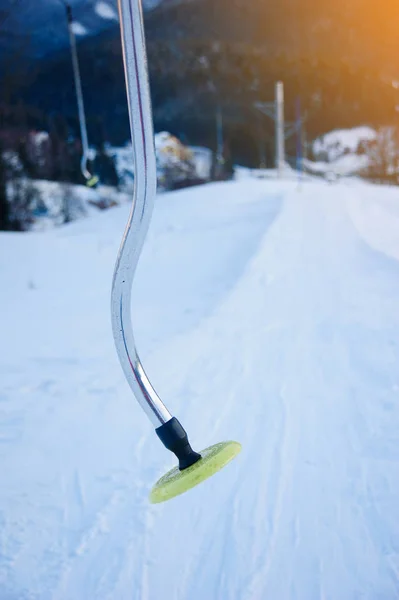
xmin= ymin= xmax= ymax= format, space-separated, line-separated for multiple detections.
xmin=64 ymin=2 xmax=91 ymax=181
xmin=111 ymin=0 xmax=172 ymax=427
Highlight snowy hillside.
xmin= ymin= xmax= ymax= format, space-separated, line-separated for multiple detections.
xmin=92 ymin=134 xmax=212 ymax=190
xmin=309 ymin=126 xmax=399 ymax=179
xmin=304 ymin=126 xmax=388 ymax=177
xmin=1 ymin=177 xmax=399 ymax=599
xmin=307 ymin=126 xmax=377 ymax=177
xmin=0 ymin=0 xmax=164 ymax=58
xmin=313 ymin=126 xmax=377 ymax=162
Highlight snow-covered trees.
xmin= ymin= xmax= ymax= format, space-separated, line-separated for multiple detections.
xmin=0 ymin=142 xmax=9 ymax=231
xmin=364 ymin=126 xmax=399 ymax=181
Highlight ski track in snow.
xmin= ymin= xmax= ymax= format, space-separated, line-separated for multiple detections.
xmin=1 ymin=179 xmax=399 ymax=599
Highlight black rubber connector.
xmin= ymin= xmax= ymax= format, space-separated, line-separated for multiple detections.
xmin=156 ymin=417 xmax=201 ymax=471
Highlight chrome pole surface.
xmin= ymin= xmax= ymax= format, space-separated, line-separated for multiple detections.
xmin=111 ymin=0 xmax=172 ymax=427
xmin=65 ymin=3 xmax=91 ymax=181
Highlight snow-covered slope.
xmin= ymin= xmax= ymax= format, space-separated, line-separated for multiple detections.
xmin=1 ymin=178 xmax=399 ymax=599
xmin=307 ymin=126 xmax=377 ymax=177
xmin=313 ymin=126 xmax=377 ymax=162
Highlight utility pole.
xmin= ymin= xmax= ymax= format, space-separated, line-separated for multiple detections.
xmin=259 ymin=136 xmax=267 ymax=170
xmin=215 ymin=104 xmax=224 ymax=178
xmin=256 ymin=81 xmax=301 ymax=177
xmin=275 ymin=81 xmax=285 ymax=177
xmin=302 ymin=125 xmax=308 ymax=162
xmin=257 ymin=112 xmax=266 ymax=169
xmin=295 ymin=96 xmax=303 ymax=184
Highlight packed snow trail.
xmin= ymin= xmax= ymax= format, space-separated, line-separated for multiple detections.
xmin=0 ymin=179 xmax=399 ymax=599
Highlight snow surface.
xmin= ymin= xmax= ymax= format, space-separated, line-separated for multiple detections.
xmin=1 ymin=178 xmax=399 ymax=599
xmin=184 ymin=145 xmax=213 ymax=180
xmin=94 ymin=1 xmax=119 ymax=21
xmin=304 ymin=154 xmax=370 ymax=177
xmin=235 ymin=164 xmax=296 ymax=181
xmin=71 ymin=22 xmax=88 ymax=36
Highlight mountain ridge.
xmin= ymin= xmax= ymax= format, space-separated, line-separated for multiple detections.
xmin=1 ymin=0 xmax=398 ymax=166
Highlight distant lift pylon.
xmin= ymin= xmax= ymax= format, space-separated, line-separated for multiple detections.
xmin=61 ymin=0 xmax=98 ymax=187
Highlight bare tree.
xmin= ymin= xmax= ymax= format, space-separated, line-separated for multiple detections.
xmin=7 ymin=177 xmax=38 ymax=230
xmin=365 ymin=126 xmax=399 ymax=180
xmin=60 ymin=183 xmax=86 ymax=224
xmin=0 ymin=142 xmax=10 ymax=230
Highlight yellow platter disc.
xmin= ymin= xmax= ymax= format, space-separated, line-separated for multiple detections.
xmin=149 ymin=440 xmax=241 ymax=504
